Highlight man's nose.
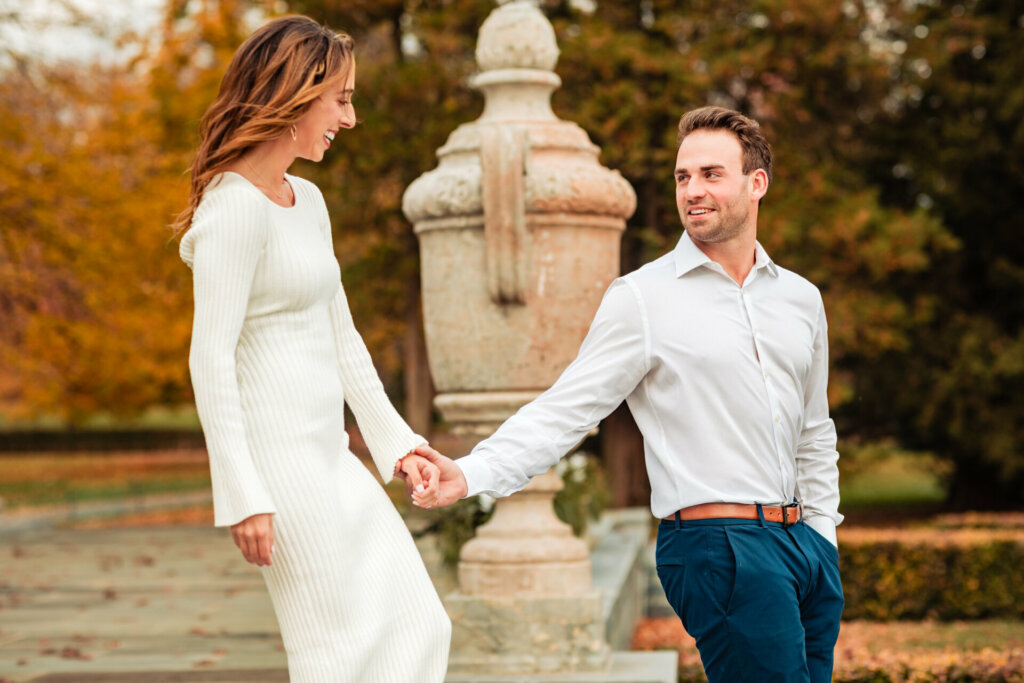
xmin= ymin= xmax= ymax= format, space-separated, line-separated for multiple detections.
xmin=685 ymin=177 xmax=706 ymax=198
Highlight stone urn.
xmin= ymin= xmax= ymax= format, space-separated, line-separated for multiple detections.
xmin=402 ymin=0 xmax=636 ymax=437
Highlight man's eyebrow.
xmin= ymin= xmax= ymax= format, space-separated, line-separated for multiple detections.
xmin=674 ymin=164 xmax=725 ymax=176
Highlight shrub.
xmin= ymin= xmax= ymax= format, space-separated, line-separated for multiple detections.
xmin=634 ymin=618 xmax=1024 ymax=683
xmin=411 ymin=451 xmax=610 ymax=566
xmin=833 ymin=650 xmax=1024 ymax=683
xmin=838 ymin=528 xmax=1024 ymax=620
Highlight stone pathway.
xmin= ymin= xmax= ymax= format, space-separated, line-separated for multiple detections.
xmin=1 ymin=526 xmax=288 ymax=682
xmin=0 ymin=510 xmax=663 ymax=682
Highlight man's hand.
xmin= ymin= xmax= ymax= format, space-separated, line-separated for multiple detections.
xmin=230 ymin=513 xmax=274 ymax=567
xmin=413 ymin=444 xmax=468 ymax=508
xmin=395 ymin=453 xmax=440 ymax=508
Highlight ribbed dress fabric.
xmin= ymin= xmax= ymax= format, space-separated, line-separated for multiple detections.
xmin=180 ymin=171 xmax=451 ymax=682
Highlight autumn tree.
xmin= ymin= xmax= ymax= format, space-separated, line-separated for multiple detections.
xmin=854 ymin=0 xmax=1024 ymax=507
xmin=0 ymin=52 xmax=192 ymax=421
xmin=1 ymin=0 xmax=1019 ymax=505
xmin=0 ymin=0 xmax=260 ymax=422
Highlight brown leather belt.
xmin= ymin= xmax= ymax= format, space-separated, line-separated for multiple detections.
xmin=664 ymin=502 xmax=803 ymax=527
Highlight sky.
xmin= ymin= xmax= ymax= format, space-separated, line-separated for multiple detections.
xmin=0 ymin=0 xmax=166 ymax=65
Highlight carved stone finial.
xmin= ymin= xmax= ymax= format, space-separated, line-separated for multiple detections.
xmin=476 ymin=0 xmax=558 ymax=72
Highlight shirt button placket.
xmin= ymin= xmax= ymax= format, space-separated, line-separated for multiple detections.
xmin=748 ymin=288 xmax=789 ymax=491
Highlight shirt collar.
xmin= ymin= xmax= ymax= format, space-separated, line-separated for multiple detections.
xmin=753 ymin=240 xmax=780 ymax=278
xmin=673 ymin=231 xmax=779 ymax=279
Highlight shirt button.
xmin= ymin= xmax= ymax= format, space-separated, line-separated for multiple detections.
xmin=774 ymin=415 xmax=781 ymax=423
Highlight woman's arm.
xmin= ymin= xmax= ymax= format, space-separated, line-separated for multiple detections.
xmin=182 ymin=185 xmax=278 ymax=528
xmin=310 ymin=182 xmax=426 ymax=482
xmin=327 ymin=281 xmax=426 ymax=481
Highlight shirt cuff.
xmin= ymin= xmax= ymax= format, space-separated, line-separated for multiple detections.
xmin=804 ymin=514 xmax=838 ymax=548
xmin=456 ymin=453 xmax=495 ymax=498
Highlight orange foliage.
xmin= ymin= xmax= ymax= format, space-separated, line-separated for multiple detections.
xmin=634 ymin=617 xmax=1024 ymax=682
xmin=0 ymin=2 xmax=256 ymax=422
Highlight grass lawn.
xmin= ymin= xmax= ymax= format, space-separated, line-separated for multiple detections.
xmin=0 ymin=450 xmax=211 ymax=509
xmin=0 ymin=448 xmax=418 ymax=520
xmin=839 ymin=443 xmax=950 ymax=510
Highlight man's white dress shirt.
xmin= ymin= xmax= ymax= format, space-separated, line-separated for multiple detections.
xmin=457 ymin=231 xmax=843 ymax=546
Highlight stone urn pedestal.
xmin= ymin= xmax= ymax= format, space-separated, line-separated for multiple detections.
xmin=446 ymin=470 xmax=609 ymax=674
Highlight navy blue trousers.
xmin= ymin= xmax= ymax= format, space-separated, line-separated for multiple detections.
xmin=656 ymin=514 xmax=844 ymax=683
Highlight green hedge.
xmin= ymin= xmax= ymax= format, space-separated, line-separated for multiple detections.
xmin=839 ymin=529 xmax=1024 ymax=620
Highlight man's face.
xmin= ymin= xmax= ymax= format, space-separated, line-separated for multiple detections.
xmin=674 ymin=129 xmax=761 ymax=245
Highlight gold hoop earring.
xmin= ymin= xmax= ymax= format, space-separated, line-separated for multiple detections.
xmin=290 ymin=125 xmax=297 ymax=141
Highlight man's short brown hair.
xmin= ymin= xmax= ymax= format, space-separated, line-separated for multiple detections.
xmin=677 ymin=106 xmax=773 ymax=184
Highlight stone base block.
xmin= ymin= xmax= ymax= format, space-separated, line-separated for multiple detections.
xmin=446 ymin=590 xmax=610 ymax=675
xmin=444 ymin=650 xmax=678 ymax=683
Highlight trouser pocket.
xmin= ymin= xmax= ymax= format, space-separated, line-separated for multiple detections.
xmin=655 ymin=524 xmax=737 ymax=641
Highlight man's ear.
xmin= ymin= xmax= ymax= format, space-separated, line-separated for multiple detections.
xmin=750 ymin=168 xmax=769 ymax=201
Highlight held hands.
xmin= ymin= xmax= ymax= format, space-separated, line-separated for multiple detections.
xmin=412 ymin=444 xmax=468 ymax=508
xmin=395 ymin=452 xmax=440 ymax=509
xmin=230 ymin=512 xmax=275 ymax=567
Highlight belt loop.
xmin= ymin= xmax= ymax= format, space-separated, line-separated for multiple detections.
xmin=674 ymin=510 xmax=681 ymax=530
xmin=755 ymin=503 xmax=766 ymax=527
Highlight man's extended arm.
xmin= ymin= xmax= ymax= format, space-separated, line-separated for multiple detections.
xmin=440 ymin=278 xmax=650 ymax=501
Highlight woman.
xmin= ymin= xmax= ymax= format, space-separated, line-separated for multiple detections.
xmin=174 ymin=15 xmax=450 ymax=681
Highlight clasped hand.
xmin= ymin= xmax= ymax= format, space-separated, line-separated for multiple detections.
xmin=400 ymin=445 xmax=467 ymax=509
xmin=230 ymin=446 xmax=466 ymax=566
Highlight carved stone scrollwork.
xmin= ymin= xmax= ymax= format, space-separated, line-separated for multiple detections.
xmin=480 ymin=125 xmax=529 ymax=304
xmin=402 ymin=162 xmax=482 ymax=222
xmin=526 ymin=163 xmax=637 ymax=218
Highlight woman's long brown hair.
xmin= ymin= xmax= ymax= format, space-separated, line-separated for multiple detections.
xmin=172 ymin=16 xmax=354 ymax=235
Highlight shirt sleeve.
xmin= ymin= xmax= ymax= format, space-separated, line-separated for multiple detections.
xmin=182 ymin=188 xmax=278 ymax=528
xmin=457 ymin=278 xmax=650 ymax=498
xmin=317 ymin=201 xmax=425 ymax=482
xmin=796 ymin=296 xmax=844 ymax=546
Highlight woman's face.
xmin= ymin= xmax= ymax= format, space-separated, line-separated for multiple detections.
xmin=294 ymin=59 xmax=357 ymax=163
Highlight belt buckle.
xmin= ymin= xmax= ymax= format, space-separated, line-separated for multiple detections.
xmin=780 ymin=501 xmax=801 ymax=528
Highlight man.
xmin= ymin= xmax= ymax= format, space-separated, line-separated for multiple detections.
xmin=415 ymin=106 xmax=844 ymax=682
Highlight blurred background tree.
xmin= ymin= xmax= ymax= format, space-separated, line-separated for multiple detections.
xmin=0 ymin=0 xmax=1020 ymax=506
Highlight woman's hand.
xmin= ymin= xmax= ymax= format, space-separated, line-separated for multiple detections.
xmin=230 ymin=513 xmax=275 ymax=567
xmin=413 ymin=444 xmax=468 ymax=508
xmin=395 ymin=453 xmax=440 ymax=508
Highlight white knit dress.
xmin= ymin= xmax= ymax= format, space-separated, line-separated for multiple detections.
xmin=180 ymin=171 xmax=451 ymax=682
